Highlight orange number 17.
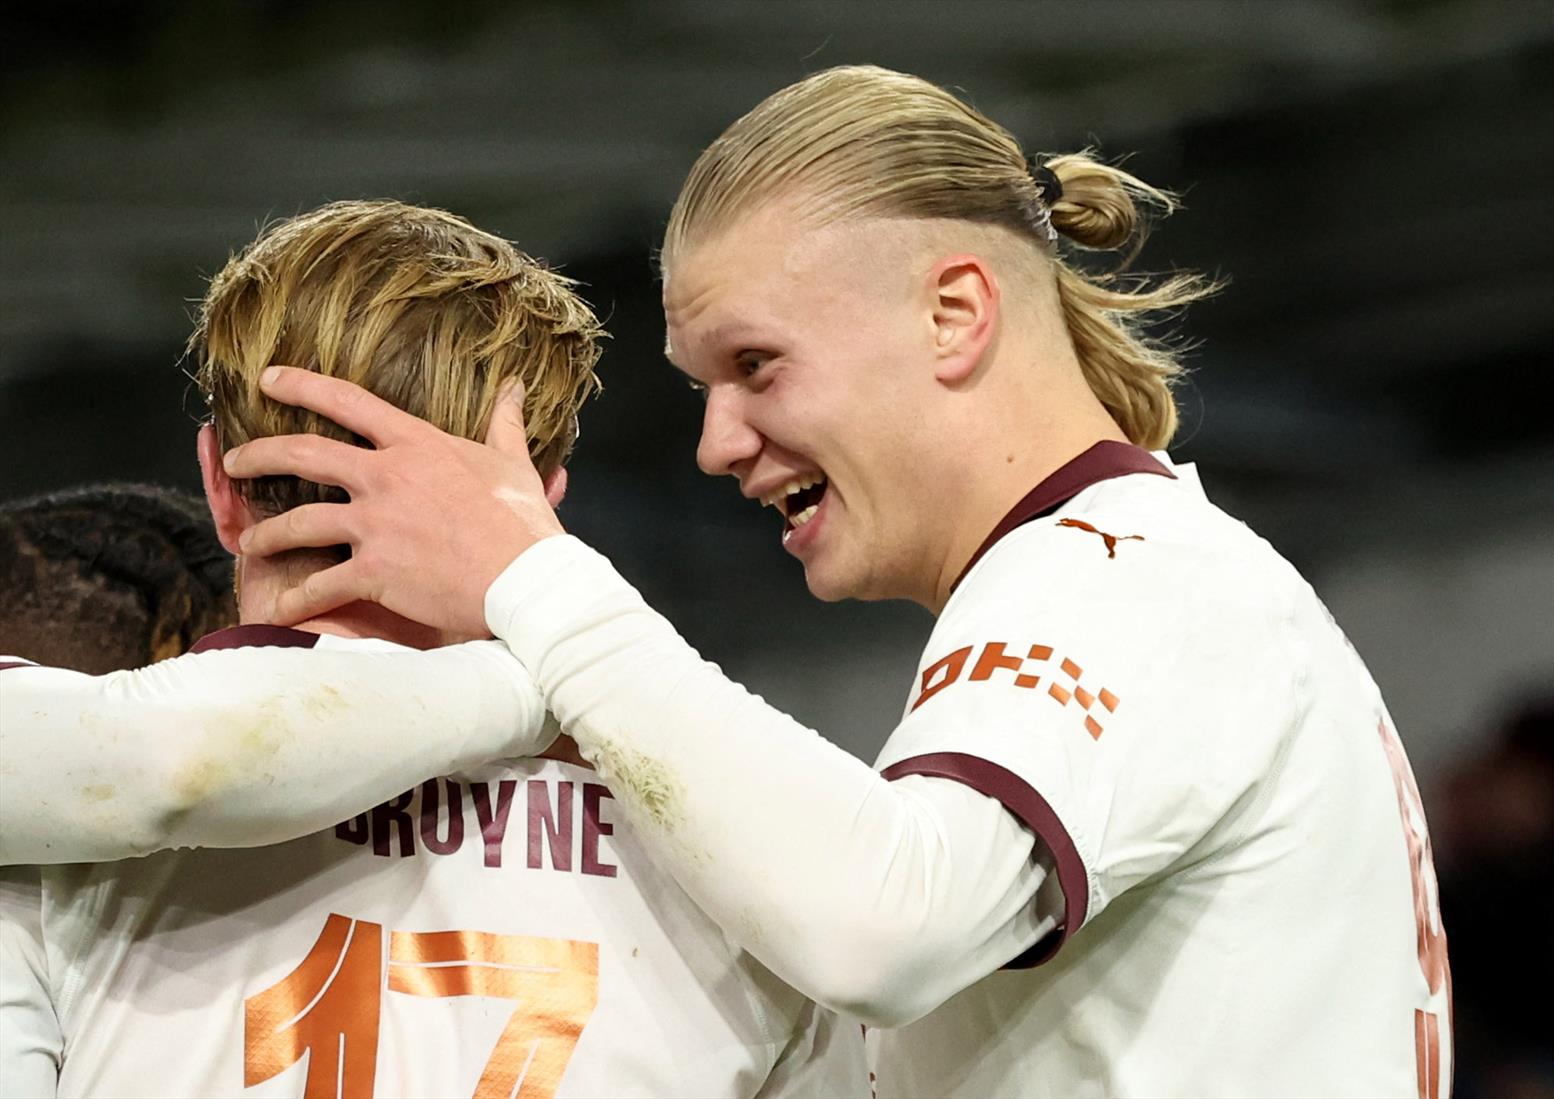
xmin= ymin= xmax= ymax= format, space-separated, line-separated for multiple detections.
xmin=244 ymin=913 xmax=599 ymax=1098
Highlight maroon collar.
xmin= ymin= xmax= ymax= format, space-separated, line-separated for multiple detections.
xmin=190 ymin=624 xmax=320 ymax=653
xmin=953 ymin=440 xmax=1175 ymax=590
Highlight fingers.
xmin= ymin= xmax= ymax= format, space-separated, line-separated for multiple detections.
xmin=265 ymin=559 xmax=372 ymax=626
xmin=484 ymin=379 xmax=531 ymax=457
xmin=258 ymin=366 xmax=427 ymax=447
xmin=237 ymin=503 xmax=355 ymax=558
xmin=223 ymin=433 xmax=368 ymax=493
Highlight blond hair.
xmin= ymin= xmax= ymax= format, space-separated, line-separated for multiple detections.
xmin=192 ymin=200 xmax=603 ymax=516
xmin=663 ymin=65 xmax=1216 ymax=450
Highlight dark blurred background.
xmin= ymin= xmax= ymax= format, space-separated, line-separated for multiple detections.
xmin=2 ymin=1 xmax=1551 ymax=1090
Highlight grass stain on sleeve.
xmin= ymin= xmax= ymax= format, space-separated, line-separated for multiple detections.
xmin=592 ymin=739 xmax=684 ymax=833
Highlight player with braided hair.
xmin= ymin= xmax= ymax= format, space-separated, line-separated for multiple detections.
xmin=0 ymin=482 xmax=236 ymax=672
xmin=2 ymin=482 xmax=235 ymax=1099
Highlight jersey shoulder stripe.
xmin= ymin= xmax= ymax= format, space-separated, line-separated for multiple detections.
xmin=881 ymin=750 xmax=1086 ymax=968
xmin=189 ymin=625 xmax=320 ymax=653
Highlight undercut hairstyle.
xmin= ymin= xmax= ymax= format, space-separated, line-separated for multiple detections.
xmin=192 ymin=199 xmax=604 ymax=517
xmin=663 ymin=64 xmax=1217 ymax=450
xmin=0 ymin=483 xmax=237 ymax=673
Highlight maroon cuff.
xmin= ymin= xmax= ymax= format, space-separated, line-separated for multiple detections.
xmin=880 ymin=751 xmax=1089 ymax=969
xmin=0 ymin=660 xmax=38 ymax=671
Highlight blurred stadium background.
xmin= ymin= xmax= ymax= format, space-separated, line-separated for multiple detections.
xmin=2 ymin=1 xmax=1551 ymax=1092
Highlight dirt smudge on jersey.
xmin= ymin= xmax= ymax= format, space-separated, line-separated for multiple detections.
xmin=171 ymin=754 xmax=224 ymax=810
xmin=592 ymin=737 xmax=684 ymax=832
xmin=735 ymin=906 xmax=766 ymax=948
xmin=303 ymin=683 xmax=346 ymax=720
xmin=81 ymin=784 xmax=115 ymax=802
xmin=171 ymin=695 xmax=291 ymax=809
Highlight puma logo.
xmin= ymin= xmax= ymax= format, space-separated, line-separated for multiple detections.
xmin=1057 ymin=518 xmax=1144 ymax=559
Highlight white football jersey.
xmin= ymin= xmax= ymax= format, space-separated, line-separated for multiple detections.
xmin=1 ymin=866 xmax=56 ymax=1098
xmin=20 ymin=627 xmax=864 ymax=1099
xmin=872 ymin=443 xmax=1451 ymax=1098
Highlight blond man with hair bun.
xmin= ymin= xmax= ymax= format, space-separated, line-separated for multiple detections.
xmin=154 ymin=68 xmax=1448 ymax=1096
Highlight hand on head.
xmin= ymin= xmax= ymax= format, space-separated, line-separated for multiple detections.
xmin=223 ymin=366 xmax=566 ymax=634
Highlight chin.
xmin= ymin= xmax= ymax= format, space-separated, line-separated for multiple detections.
xmin=801 ymin=560 xmax=892 ymax=605
xmin=800 ymin=563 xmax=855 ymax=604
xmin=804 ymin=579 xmax=853 ymax=603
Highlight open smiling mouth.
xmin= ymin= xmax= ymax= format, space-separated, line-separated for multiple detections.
xmin=761 ymin=474 xmax=829 ymax=539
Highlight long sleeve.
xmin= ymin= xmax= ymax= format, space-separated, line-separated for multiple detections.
xmin=486 ymin=536 xmax=1055 ymax=1027
xmin=0 ymin=640 xmax=549 ymax=865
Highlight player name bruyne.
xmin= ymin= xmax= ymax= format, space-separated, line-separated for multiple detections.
xmin=334 ymin=774 xmax=619 ymax=875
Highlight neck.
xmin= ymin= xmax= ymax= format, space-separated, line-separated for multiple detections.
xmin=235 ymin=551 xmax=461 ymax=648
xmin=233 ymin=548 xmax=590 ymax=767
xmin=231 ymin=547 xmax=593 ymax=764
xmin=926 ymin=347 xmax=1128 ymax=613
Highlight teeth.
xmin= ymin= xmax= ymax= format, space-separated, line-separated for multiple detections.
xmin=760 ymin=483 xmax=794 ymax=508
xmin=789 ymin=503 xmax=819 ymax=528
xmin=760 ymin=473 xmax=824 ymax=510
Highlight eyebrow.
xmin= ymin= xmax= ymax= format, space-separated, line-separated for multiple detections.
xmin=663 ymin=321 xmax=764 ymax=375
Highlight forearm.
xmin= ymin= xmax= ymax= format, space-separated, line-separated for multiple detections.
xmin=487 ymin=537 xmax=1052 ymax=1024
xmin=0 ymin=642 xmax=546 ymax=864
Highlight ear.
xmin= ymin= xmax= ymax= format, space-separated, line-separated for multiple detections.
xmin=542 ymin=466 xmax=568 ymax=508
xmin=927 ymin=254 xmax=999 ymax=385
xmin=196 ymin=423 xmax=251 ymax=556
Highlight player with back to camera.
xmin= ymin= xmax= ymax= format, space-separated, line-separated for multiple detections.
xmin=220 ymin=67 xmax=1454 ymax=1097
xmin=0 ymin=200 xmax=863 ymax=1098
xmin=1 ymin=483 xmax=237 ymax=1099
xmin=0 ymin=485 xmax=566 ymax=861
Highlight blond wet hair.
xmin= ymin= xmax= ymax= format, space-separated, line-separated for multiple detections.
xmin=193 ymin=199 xmax=603 ymax=516
xmin=663 ymin=65 xmax=1216 ymax=450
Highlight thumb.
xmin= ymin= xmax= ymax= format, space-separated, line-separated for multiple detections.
xmin=485 ymin=380 xmax=531 ymax=457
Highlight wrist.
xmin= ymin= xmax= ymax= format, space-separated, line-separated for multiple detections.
xmin=483 ymin=533 xmax=586 ymax=643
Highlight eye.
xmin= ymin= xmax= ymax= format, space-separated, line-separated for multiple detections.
xmin=685 ymin=377 xmax=708 ymax=401
xmin=735 ymin=351 xmax=772 ymax=379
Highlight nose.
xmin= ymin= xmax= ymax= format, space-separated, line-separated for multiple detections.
xmin=696 ymin=385 xmax=762 ymax=478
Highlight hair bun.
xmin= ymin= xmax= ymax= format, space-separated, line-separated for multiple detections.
xmin=1045 ymin=152 xmax=1172 ymax=253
